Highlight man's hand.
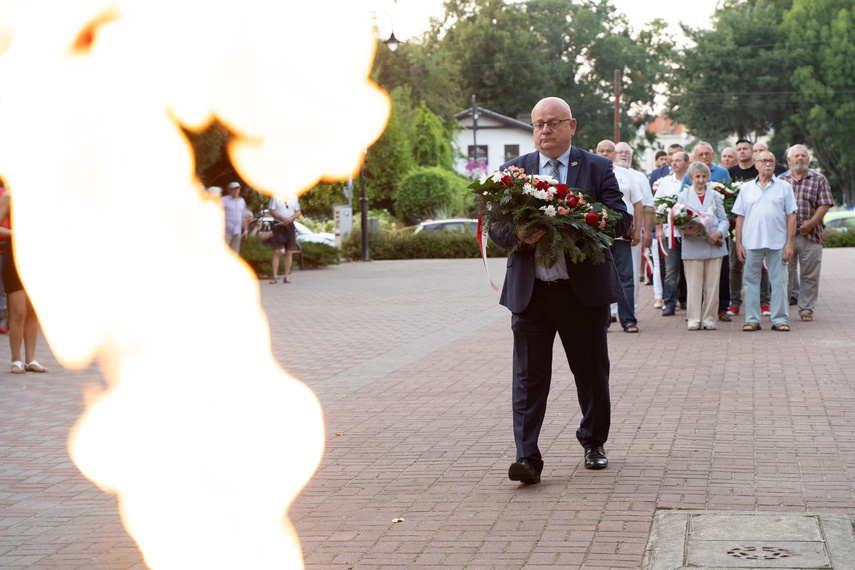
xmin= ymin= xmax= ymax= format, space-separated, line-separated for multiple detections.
xmin=736 ymin=242 xmax=746 ymax=263
xmin=516 ymin=227 xmax=545 ymax=245
xmin=798 ymin=221 xmax=814 ymax=236
xmin=783 ymin=243 xmax=794 ymax=262
xmin=642 ymin=230 xmax=652 ymax=249
xmin=631 ymin=232 xmax=641 ymax=247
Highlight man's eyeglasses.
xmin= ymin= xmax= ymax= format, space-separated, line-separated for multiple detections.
xmin=757 ymin=159 xmax=776 ymax=164
xmin=531 ymin=119 xmax=572 ymax=130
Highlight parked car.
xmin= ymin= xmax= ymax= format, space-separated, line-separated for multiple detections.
xmin=414 ymin=218 xmax=478 ymax=235
xmin=249 ymin=210 xmax=336 ymax=247
xmin=823 ymin=210 xmax=855 ymax=232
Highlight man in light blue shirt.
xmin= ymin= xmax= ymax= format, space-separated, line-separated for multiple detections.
xmin=733 ymin=151 xmax=797 ymax=331
xmin=681 ymin=141 xmax=732 ymax=187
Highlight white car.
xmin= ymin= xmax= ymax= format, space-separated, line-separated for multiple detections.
xmin=823 ymin=210 xmax=855 ymax=232
xmin=250 ymin=211 xmax=336 ymax=247
xmin=414 ymin=218 xmax=478 ymax=235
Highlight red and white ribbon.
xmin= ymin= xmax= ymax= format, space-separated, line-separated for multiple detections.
xmin=477 ymin=216 xmax=500 ymax=291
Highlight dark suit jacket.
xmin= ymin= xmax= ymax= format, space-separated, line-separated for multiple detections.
xmin=648 ymin=164 xmax=671 ymax=187
xmin=489 ymin=147 xmax=630 ymax=313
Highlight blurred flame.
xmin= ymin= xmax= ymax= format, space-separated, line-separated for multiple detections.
xmin=0 ymin=0 xmax=389 ymax=567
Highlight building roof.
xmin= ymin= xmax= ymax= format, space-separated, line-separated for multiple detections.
xmin=455 ymin=106 xmax=533 ymax=131
xmin=646 ymin=115 xmax=684 ymax=135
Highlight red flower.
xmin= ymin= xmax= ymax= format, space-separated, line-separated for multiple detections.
xmin=585 ymin=212 xmax=599 ymax=227
xmin=535 ymin=180 xmax=550 ymax=191
xmin=565 ymin=195 xmax=579 ymax=209
xmin=554 ymin=184 xmax=570 ymax=199
xmin=729 ymin=219 xmax=736 ymax=228
xmin=501 ymin=175 xmax=513 ymax=188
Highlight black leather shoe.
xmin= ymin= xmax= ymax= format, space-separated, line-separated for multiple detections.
xmin=584 ymin=446 xmax=608 ymax=470
xmin=662 ymin=307 xmax=675 ymax=316
xmin=679 ymin=301 xmax=687 ymax=310
xmin=508 ymin=459 xmax=541 ymax=484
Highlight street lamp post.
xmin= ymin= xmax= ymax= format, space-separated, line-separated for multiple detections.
xmin=359 ymin=11 xmax=401 ymax=262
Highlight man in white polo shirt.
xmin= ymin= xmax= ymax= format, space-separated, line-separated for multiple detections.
xmin=733 ymin=151 xmax=797 ymax=332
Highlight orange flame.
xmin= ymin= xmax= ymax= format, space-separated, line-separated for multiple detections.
xmin=0 ymin=0 xmax=389 ymax=567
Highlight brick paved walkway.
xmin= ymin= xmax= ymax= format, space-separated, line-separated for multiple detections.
xmin=1 ymin=249 xmax=854 ymax=568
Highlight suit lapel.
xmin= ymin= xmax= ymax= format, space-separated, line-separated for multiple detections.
xmin=565 ymin=147 xmax=582 ymax=188
xmin=526 ymin=153 xmax=540 ymax=176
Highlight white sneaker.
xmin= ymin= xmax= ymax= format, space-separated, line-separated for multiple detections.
xmin=653 ymin=299 xmax=664 ymax=309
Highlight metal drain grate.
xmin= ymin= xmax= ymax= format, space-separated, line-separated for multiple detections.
xmin=727 ymin=546 xmax=793 ymax=560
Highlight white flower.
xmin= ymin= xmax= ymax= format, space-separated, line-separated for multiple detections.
xmin=540 ymin=205 xmax=557 ymax=217
xmin=491 ymin=171 xmax=504 ymax=183
xmin=536 ymin=189 xmax=550 ymax=200
xmin=522 ymin=183 xmax=534 ymax=195
xmin=479 ymin=172 xmax=489 ymax=184
xmin=534 ymin=174 xmax=558 ymax=185
xmin=483 ymin=191 xmax=489 ymax=195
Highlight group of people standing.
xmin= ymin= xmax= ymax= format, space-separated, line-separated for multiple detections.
xmin=648 ymin=139 xmax=833 ymax=332
xmin=488 ymin=95 xmax=836 ymax=487
xmin=215 ymin=181 xmax=302 ymax=284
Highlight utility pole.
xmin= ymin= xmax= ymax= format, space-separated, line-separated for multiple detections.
xmin=471 ymin=94 xmax=478 ymax=162
xmin=613 ymin=69 xmax=621 ymax=143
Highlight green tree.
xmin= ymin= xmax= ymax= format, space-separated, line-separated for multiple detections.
xmin=412 ymin=102 xmax=453 ymax=169
xmin=423 ymin=0 xmax=674 ymax=150
xmin=668 ymin=1 xmax=792 ymax=145
xmin=364 ymin=112 xmax=413 ymax=211
xmin=780 ymin=0 xmax=855 ymax=206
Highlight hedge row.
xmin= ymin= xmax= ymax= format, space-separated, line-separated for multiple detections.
xmin=823 ymin=228 xmax=855 ymax=248
xmin=239 ymin=236 xmax=340 ymax=277
xmin=341 ymin=231 xmax=508 ymax=261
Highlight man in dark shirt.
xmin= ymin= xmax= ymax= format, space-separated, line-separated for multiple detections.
xmin=728 ymin=138 xmax=759 ymax=181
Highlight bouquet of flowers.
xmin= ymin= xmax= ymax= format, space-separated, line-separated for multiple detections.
xmin=654 ymin=195 xmax=678 ymax=224
xmin=670 ymin=202 xmax=724 ymax=247
xmin=469 ymin=166 xmax=622 ymax=268
xmin=711 ymin=179 xmax=743 ymax=236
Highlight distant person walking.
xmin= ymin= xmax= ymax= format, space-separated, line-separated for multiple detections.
xmin=268 ymin=193 xmax=301 ymax=284
xmin=0 ymin=188 xmax=48 ymax=373
xmin=222 ymin=181 xmax=249 ymax=255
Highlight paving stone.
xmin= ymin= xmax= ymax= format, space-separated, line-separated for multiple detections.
xmin=2 ymin=252 xmax=855 ymax=567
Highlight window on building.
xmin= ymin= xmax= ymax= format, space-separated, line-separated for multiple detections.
xmin=468 ymin=145 xmax=488 ymax=163
xmin=504 ymin=144 xmax=520 ymax=163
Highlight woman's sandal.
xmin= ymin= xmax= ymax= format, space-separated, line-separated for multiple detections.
xmin=10 ymin=361 xmax=24 ymax=374
xmin=269 ymin=278 xmax=279 ymax=284
xmin=24 ymin=361 xmax=48 ymax=373
xmin=771 ymin=323 xmax=791 ymax=332
xmin=743 ymin=322 xmax=761 ymax=332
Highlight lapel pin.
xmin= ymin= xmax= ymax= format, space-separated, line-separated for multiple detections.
xmin=570 ymin=161 xmax=578 ymax=166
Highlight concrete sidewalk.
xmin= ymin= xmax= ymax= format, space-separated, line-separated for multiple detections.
xmin=1 ymin=249 xmax=854 ymax=568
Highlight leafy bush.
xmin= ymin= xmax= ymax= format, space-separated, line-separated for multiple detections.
xmin=341 ymin=230 xmax=507 ymax=260
xmin=823 ymin=229 xmax=855 ymax=248
xmin=239 ymin=236 xmax=340 ymax=276
xmin=300 ymin=242 xmax=341 ymax=268
xmin=395 ymin=167 xmax=465 ymax=224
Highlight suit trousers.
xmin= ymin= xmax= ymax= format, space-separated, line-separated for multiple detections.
xmin=511 ymin=280 xmax=611 ymax=473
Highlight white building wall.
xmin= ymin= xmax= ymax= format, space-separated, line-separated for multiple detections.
xmin=453 ymin=115 xmax=536 ymax=176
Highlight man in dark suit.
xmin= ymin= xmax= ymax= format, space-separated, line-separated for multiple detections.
xmin=648 ymin=143 xmax=684 ymax=187
xmin=489 ymin=97 xmax=630 ymax=484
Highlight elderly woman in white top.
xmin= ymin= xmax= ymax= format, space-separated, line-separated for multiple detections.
xmin=677 ymin=162 xmax=730 ymax=330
